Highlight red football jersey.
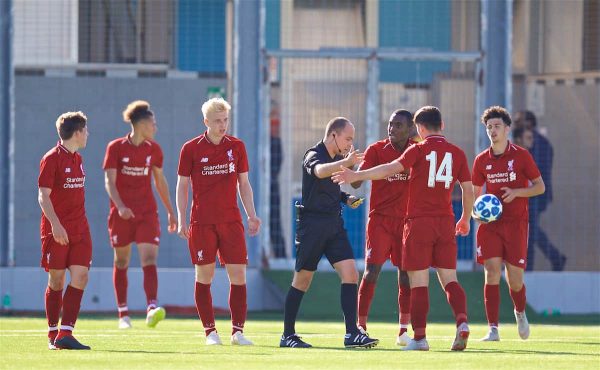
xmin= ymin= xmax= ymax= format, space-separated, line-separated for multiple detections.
xmin=358 ymin=138 xmax=415 ymax=217
xmin=38 ymin=143 xmax=88 ymax=237
xmin=472 ymin=142 xmax=541 ymax=221
xmin=396 ymin=135 xmax=471 ymax=218
xmin=178 ymin=133 xmax=249 ymax=225
xmin=103 ymin=135 xmax=163 ymax=215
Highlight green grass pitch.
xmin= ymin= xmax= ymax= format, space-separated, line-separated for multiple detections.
xmin=1 ymin=316 xmax=598 ymax=369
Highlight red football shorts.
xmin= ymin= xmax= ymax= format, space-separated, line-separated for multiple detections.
xmin=188 ymin=221 xmax=247 ymax=265
xmin=365 ymin=214 xmax=405 ymax=267
xmin=402 ymin=216 xmax=457 ymax=271
xmin=108 ymin=210 xmax=161 ymax=248
xmin=41 ymin=229 xmax=92 ymax=272
xmin=476 ymin=218 xmax=528 ymax=269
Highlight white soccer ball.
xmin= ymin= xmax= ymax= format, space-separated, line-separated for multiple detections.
xmin=473 ymin=194 xmax=503 ymax=223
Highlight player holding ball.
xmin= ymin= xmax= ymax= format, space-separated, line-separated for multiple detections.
xmin=472 ymin=106 xmax=545 ymax=341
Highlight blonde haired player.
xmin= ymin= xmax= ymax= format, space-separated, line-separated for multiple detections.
xmin=177 ymin=97 xmax=261 ymax=346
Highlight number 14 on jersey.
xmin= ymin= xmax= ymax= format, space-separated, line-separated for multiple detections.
xmin=425 ymin=151 xmax=453 ymax=189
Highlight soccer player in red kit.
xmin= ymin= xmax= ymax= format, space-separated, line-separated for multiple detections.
xmin=103 ymin=101 xmax=177 ymax=329
xmin=472 ymin=106 xmax=544 ymax=341
xmin=350 ymin=109 xmax=416 ymax=346
xmin=333 ymin=106 xmax=474 ymax=351
xmin=176 ymin=98 xmax=261 ymax=346
xmin=38 ymin=112 xmax=92 ymax=350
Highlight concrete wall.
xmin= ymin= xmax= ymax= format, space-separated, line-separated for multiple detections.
xmin=518 ymin=74 xmax=600 ymax=271
xmin=11 ymin=71 xmax=226 ymax=268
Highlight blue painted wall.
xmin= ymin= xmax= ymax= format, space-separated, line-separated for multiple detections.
xmin=266 ymin=0 xmax=281 ymax=50
xmin=379 ymin=0 xmax=451 ymax=84
xmin=177 ymin=0 xmax=226 ymax=73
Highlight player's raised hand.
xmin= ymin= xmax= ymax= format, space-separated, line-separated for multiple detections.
xmin=455 ymin=217 xmax=470 ymax=236
xmin=500 ymin=187 xmax=518 ymax=203
xmin=177 ymin=220 xmax=190 ymax=240
xmin=344 ymin=147 xmax=364 ymax=167
xmin=332 ymin=166 xmax=357 ymax=185
xmin=51 ymin=222 xmax=69 ymax=245
xmin=118 ymin=206 xmax=135 ymax=220
xmin=167 ymin=212 xmax=178 ymax=233
xmin=247 ymin=215 xmax=261 ymax=236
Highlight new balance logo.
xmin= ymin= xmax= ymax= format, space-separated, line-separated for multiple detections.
xmin=477 ymin=246 xmax=482 ymax=257
xmin=65 ymin=168 xmax=71 ymax=173
xmin=154 ymin=237 xmax=160 ymax=242
xmin=486 ymin=165 xmax=492 ymax=170
xmin=122 ymin=157 xmax=130 ymax=163
xmin=201 ymin=157 xmax=209 ymax=163
xmin=519 ymin=259 xmax=525 ymax=264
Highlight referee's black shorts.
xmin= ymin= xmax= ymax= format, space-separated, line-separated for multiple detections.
xmin=294 ymin=213 xmax=354 ymax=272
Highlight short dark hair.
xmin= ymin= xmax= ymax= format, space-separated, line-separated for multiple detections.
xmin=519 ymin=110 xmax=537 ymax=128
xmin=481 ymin=106 xmax=512 ymax=126
xmin=55 ymin=111 xmax=87 ymax=140
xmin=390 ymin=109 xmax=413 ymax=124
xmin=123 ymin=100 xmax=154 ymax=124
xmin=325 ymin=117 xmax=350 ymax=136
xmin=414 ymin=106 xmax=442 ymax=131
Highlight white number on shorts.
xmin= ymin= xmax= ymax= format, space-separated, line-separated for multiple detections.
xmin=425 ymin=151 xmax=453 ymax=189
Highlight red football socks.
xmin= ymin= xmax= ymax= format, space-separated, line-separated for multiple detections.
xmin=510 ymin=284 xmax=527 ymax=313
xmin=143 ymin=265 xmax=158 ymax=310
xmin=57 ymin=285 xmax=83 ymax=340
xmin=398 ymin=284 xmax=411 ymax=335
xmin=357 ymin=279 xmax=376 ymax=330
xmin=410 ymin=287 xmax=429 ymax=340
xmin=113 ymin=266 xmax=128 ymax=318
xmin=45 ymin=286 xmax=62 ymax=338
xmin=229 ymin=284 xmax=247 ymax=335
xmin=484 ymin=284 xmax=500 ymax=327
xmin=444 ymin=281 xmax=468 ymax=326
xmin=195 ymin=282 xmax=216 ymax=335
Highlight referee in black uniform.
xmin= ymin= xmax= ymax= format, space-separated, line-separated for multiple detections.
xmin=280 ymin=117 xmax=379 ymax=349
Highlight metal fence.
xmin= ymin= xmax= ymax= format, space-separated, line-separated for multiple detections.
xmin=1 ymin=0 xmax=598 ymax=271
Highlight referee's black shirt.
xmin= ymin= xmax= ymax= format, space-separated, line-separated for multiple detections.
xmin=300 ymin=141 xmax=349 ymax=215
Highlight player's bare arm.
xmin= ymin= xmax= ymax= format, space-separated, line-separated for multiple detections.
xmin=313 ymin=148 xmax=364 ymax=179
xmin=38 ymin=187 xmax=69 ymax=245
xmin=104 ymin=169 xmax=135 ymax=219
xmin=237 ymin=172 xmax=261 ymax=237
xmin=500 ymin=176 xmax=545 ymax=203
xmin=456 ymin=181 xmax=474 ymax=236
xmin=152 ymin=166 xmax=177 ymax=233
xmin=332 ymin=161 xmax=403 ymax=184
xmin=175 ymin=175 xmax=190 ymax=239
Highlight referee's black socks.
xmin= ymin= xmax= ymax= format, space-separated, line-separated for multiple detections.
xmin=283 ymin=286 xmax=305 ymax=337
xmin=341 ymin=283 xmax=359 ymax=334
